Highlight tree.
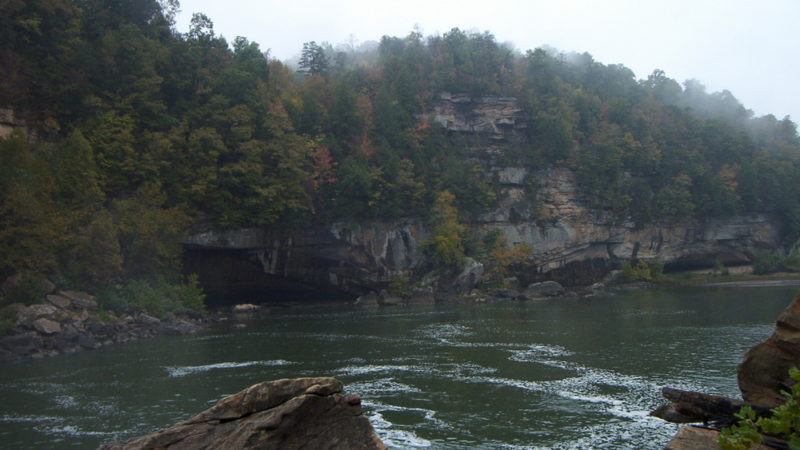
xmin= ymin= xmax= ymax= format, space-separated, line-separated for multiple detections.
xmin=425 ymin=190 xmax=467 ymax=268
xmin=298 ymin=41 xmax=329 ymax=76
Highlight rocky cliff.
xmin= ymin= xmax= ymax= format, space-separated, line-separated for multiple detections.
xmin=183 ymin=94 xmax=782 ymax=300
xmin=99 ymin=377 xmax=386 ymax=450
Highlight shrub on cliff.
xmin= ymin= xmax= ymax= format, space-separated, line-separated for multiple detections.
xmin=753 ymin=251 xmax=786 ymax=274
xmin=424 ymin=191 xmax=467 ymax=269
xmin=784 ymin=251 xmax=800 ymax=272
xmin=621 ymin=260 xmax=664 ymax=281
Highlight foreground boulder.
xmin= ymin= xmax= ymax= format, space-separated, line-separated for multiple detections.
xmin=654 ymin=293 xmax=800 ymax=448
xmin=99 ymin=377 xmax=386 ymax=450
xmin=738 ymin=293 xmax=800 ymax=408
xmin=664 ymin=426 xmax=771 ymax=450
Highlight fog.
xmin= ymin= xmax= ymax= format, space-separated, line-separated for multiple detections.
xmin=174 ymin=0 xmax=799 ymax=122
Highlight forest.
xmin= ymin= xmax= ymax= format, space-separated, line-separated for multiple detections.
xmin=2 ymin=0 xmax=799 ymax=312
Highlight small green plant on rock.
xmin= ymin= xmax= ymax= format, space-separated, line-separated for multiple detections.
xmin=621 ymin=260 xmax=663 ymax=281
xmin=388 ymin=276 xmax=412 ymax=297
xmin=718 ymin=367 xmax=800 ymax=449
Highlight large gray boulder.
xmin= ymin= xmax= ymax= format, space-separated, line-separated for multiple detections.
xmin=98 ymin=377 xmax=386 ymax=450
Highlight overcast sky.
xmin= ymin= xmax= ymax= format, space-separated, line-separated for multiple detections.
xmin=175 ymin=0 xmax=799 ymax=123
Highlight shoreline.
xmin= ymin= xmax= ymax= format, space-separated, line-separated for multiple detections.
xmin=3 ymin=272 xmax=798 ymax=363
xmin=0 ymin=289 xmax=213 ymax=364
xmin=700 ymin=279 xmax=800 ymax=287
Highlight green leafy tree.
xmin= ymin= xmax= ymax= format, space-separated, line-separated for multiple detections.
xmin=298 ymin=41 xmax=329 ymax=76
xmin=425 ymin=190 xmax=467 ymax=268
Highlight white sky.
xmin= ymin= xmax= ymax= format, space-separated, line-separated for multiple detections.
xmin=175 ymin=0 xmax=799 ymax=123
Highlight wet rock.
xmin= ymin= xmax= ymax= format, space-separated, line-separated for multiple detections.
xmin=22 ymin=303 xmax=57 ymax=321
xmin=136 ymin=314 xmax=161 ymax=326
xmin=51 ymin=337 xmax=75 ymax=352
xmin=434 ymin=258 xmax=484 ymax=298
xmin=76 ymin=334 xmax=99 ymax=349
xmin=32 ymin=317 xmax=61 ymax=335
xmin=85 ymin=318 xmax=114 ymax=337
xmin=98 ymin=377 xmax=386 ymax=450
xmin=46 ymin=294 xmax=72 ymax=309
xmin=159 ymin=320 xmax=199 ymax=335
xmin=405 ymin=288 xmax=435 ymax=305
xmin=664 ymin=426 xmax=722 ymax=450
xmin=649 ymin=404 xmax=696 ymax=423
xmin=454 ymin=258 xmax=484 ymax=293
xmin=0 ymin=332 xmax=39 ymax=357
xmin=232 ymin=303 xmax=259 ymax=313
xmin=522 ymin=281 xmax=565 ymax=299
xmin=738 ymin=293 xmax=800 ymax=408
xmin=664 ymin=425 xmax=772 ymax=450
xmin=59 ymin=290 xmax=98 ymax=310
xmin=612 ymin=281 xmax=655 ymax=291
xmin=377 ymin=290 xmax=403 ymax=306
xmin=355 ymin=291 xmax=380 ymax=307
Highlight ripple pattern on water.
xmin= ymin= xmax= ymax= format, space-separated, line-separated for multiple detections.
xmin=164 ymin=360 xmax=295 ymax=377
xmin=1 ymin=286 xmax=796 ymax=449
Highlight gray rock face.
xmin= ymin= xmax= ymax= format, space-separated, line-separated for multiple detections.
xmin=98 ymin=377 xmax=386 ymax=450
xmin=185 ymin=167 xmax=779 ymax=294
xmin=420 ymin=93 xmax=526 ymax=139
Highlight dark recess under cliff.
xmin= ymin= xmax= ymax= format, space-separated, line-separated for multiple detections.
xmin=182 ymin=247 xmax=353 ymax=306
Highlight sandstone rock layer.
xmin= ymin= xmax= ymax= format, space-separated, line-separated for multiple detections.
xmin=738 ymin=293 xmax=800 ymax=408
xmin=99 ymin=377 xmax=386 ymax=450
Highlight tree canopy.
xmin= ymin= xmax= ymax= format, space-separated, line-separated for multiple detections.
xmin=1 ymin=0 xmax=799 ymax=288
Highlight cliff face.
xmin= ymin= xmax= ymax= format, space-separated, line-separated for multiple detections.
xmin=184 ymin=94 xmax=782 ymax=299
xmin=483 ymin=166 xmax=779 ymax=283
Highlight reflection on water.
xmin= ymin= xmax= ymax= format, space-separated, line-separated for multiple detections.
xmin=0 ymin=285 xmax=797 ymax=449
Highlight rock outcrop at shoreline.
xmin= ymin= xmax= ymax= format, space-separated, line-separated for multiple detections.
xmin=99 ymin=377 xmax=386 ymax=450
xmin=738 ymin=293 xmax=800 ymax=408
xmin=0 ymin=287 xmax=207 ymax=362
xmin=657 ymin=293 xmax=800 ymax=449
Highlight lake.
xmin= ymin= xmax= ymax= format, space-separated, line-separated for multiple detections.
xmin=1 ymin=285 xmax=797 ymax=449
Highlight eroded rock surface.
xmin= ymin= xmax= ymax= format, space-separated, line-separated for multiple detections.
xmin=99 ymin=377 xmax=386 ymax=450
xmin=738 ymin=293 xmax=800 ymax=408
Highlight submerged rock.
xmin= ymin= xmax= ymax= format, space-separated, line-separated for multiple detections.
xmin=522 ymin=281 xmax=565 ymax=299
xmin=98 ymin=377 xmax=386 ymax=450
xmin=232 ymin=303 xmax=260 ymax=313
xmin=738 ymin=293 xmax=800 ymax=408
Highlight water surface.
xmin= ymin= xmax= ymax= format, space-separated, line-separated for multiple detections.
xmin=0 ymin=285 xmax=797 ymax=449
